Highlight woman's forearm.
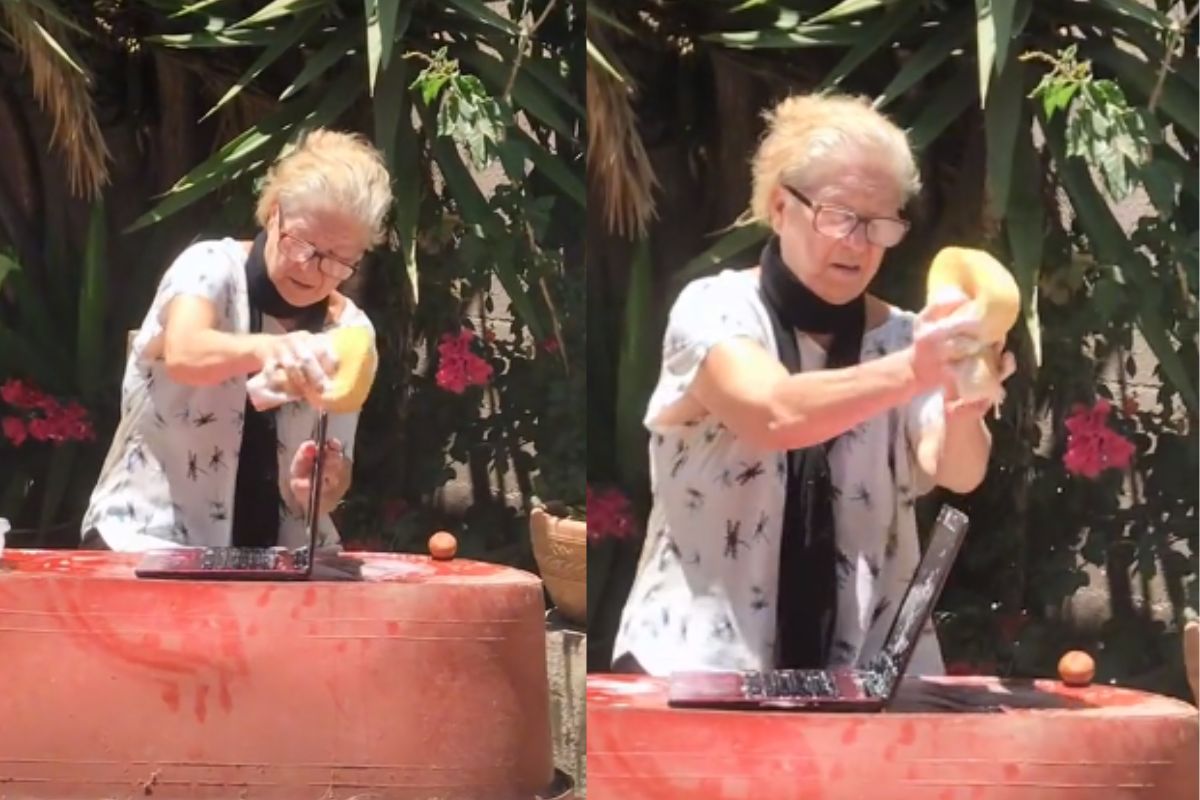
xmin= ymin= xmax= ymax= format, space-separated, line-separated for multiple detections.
xmin=164 ymin=329 xmax=268 ymax=386
xmin=933 ymin=413 xmax=991 ymax=493
xmin=764 ymin=350 xmax=922 ymax=449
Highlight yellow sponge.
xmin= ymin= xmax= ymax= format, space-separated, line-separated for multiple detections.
xmin=319 ymin=327 xmax=377 ymax=413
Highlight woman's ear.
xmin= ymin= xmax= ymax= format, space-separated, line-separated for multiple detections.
xmin=767 ymin=184 xmax=788 ymax=234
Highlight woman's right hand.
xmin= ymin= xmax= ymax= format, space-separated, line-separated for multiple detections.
xmin=255 ymin=332 xmax=338 ymax=404
xmin=909 ymin=289 xmax=986 ymax=392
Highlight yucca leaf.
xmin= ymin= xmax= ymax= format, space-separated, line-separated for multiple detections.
xmin=1092 ymin=0 xmax=1172 ymax=29
xmin=587 ymin=38 xmax=629 ymax=83
xmin=28 ymin=17 xmax=85 ymax=75
xmin=230 ymin=0 xmax=329 ymax=28
xmin=518 ymin=130 xmax=584 ymax=207
xmin=147 ymin=29 xmax=278 ymax=48
xmin=820 ymin=0 xmax=922 ymax=89
xmin=704 ymin=24 xmax=860 ymax=49
xmin=76 ymin=200 xmax=108 ymax=402
xmin=201 ymin=10 xmax=321 ymax=121
xmin=169 ymin=0 xmax=235 ymax=19
xmin=984 ymin=58 xmax=1025 ymax=214
xmin=614 ymin=238 xmax=655 ymax=490
xmin=975 ymin=0 xmax=997 ymax=103
xmin=674 ymin=222 xmax=767 ymax=289
xmin=807 ymin=0 xmax=884 ymax=25
xmin=37 ymin=444 xmax=77 ymax=533
xmin=905 ymin=69 xmax=976 ymax=151
xmin=875 ymin=13 xmax=971 ymax=109
xmin=280 ymin=25 xmax=359 ymax=100
xmin=1004 ymin=123 xmax=1044 ymax=367
xmin=443 ymin=0 xmax=519 ymax=36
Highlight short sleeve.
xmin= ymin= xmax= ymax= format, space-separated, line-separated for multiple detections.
xmin=644 ymin=272 xmax=771 ymax=432
xmin=138 ymin=241 xmax=240 ymax=354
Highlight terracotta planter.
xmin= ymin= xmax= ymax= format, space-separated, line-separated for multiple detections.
xmin=530 ymin=507 xmax=586 ymax=625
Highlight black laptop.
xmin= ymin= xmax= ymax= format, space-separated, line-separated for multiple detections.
xmin=135 ymin=414 xmax=358 ymax=581
xmin=666 ymin=504 xmax=969 ymax=712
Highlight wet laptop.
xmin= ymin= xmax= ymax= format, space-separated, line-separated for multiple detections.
xmin=135 ymin=414 xmax=345 ymax=581
xmin=667 ymin=504 xmax=969 ymax=712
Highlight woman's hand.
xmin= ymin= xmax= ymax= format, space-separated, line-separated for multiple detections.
xmin=909 ymin=290 xmax=989 ymax=392
xmin=288 ymin=438 xmax=351 ymax=513
xmin=256 ymin=332 xmax=338 ymax=405
xmin=943 ymin=344 xmax=1017 ymax=419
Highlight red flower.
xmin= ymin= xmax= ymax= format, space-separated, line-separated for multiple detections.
xmin=2 ymin=416 xmax=26 ymax=446
xmin=1062 ymin=399 xmax=1135 ymax=478
xmin=435 ymin=329 xmax=494 ymax=394
xmin=541 ymin=336 xmax=561 ymax=355
xmin=586 ymin=485 xmax=637 ymax=544
xmin=1 ymin=379 xmax=42 ymax=410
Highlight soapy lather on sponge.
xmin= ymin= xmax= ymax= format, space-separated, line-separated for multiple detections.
xmin=925 ymin=247 xmax=1021 ymax=406
xmin=248 ymin=327 xmax=377 ymax=413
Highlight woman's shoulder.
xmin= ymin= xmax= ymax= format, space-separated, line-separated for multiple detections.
xmin=864 ymin=297 xmax=917 ymax=350
xmin=672 ymin=268 xmax=765 ymax=321
xmin=165 ymin=237 xmax=246 ymax=281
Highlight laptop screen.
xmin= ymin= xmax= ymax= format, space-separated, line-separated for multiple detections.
xmin=870 ymin=505 xmax=970 ymax=693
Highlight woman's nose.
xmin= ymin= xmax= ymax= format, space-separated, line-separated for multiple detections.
xmin=842 ymin=223 xmax=870 ymax=252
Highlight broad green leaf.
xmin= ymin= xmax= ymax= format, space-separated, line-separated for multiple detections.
xmin=1004 ymin=124 xmax=1044 ymax=367
xmin=443 ymin=0 xmax=519 ymax=36
xmin=984 ymin=59 xmax=1026 ymax=214
xmin=230 ymin=0 xmax=329 ymax=28
xmin=280 ymin=25 xmax=359 ymax=100
xmin=990 ymin=0 xmax=1020 ymax=78
xmin=1084 ymin=42 xmax=1199 ymax=140
xmin=373 ymin=52 xmax=409 ymax=170
xmin=820 ymin=1 xmax=922 ymax=89
xmin=1043 ymin=111 xmax=1198 ymax=410
xmin=420 ymin=102 xmax=545 ymax=340
xmin=1139 ymin=159 xmax=1179 ymax=219
xmin=703 ymin=24 xmax=860 ymax=49
xmin=454 ymin=47 xmax=575 ymax=139
xmin=518 ymin=130 xmax=585 ymax=207
xmin=201 ymin=10 xmax=321 ymax=121
xmin=807 ymin=0 xmax=883 ymax=25
xmin=76 ymin=200 xmax=108 ymax=402
xmin=875 ymin=13 xmax=971 ymax=109
xmin=674 ymin=222 xmax=768 ymax=289
xmin=905 ymin=69 xmax=976 ymax=151
xmin=379 ymin=0 xmax=409 ymax=74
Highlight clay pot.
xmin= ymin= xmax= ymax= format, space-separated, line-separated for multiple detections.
xmin=530 ymin=506 xmax=587 ymax=625
xmin=1185 ymin=620 xmax=1198 ymax=704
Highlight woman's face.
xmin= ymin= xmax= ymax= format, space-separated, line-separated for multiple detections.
xmin=265 ymin=204 xmax=371 ymax=307
xmin=768 ymin=157 xmax=907 ymax=305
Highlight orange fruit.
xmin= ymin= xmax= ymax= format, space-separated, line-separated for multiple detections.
xmin=429 ymin=531 xmax=457 ymax=561
xmin=1057 ymin=650 xmax=1095 ymax=686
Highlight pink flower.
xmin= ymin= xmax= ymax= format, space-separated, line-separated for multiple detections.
xmin=27 ymin=417 xmax=53 ymax=442
xmin=541 ymin=336 xmax=561 ymax=355
xmin=1062 ymin=399 xmax=1135 ymax=478
xmin=435 ymin=329 xmax=494 ymax=394
xmin=2 ymin=416 xmax=26 ymax=446
xmin=1 ymin=379 xmax=42 ymax=410
xmin=586 ymin=485 xmax=637 ymax=544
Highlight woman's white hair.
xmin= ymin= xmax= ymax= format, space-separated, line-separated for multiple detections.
xmin=749 ymin=93 xmax=921 ymax=224
xmin=256 ymin=128 xmax=393 ymax=246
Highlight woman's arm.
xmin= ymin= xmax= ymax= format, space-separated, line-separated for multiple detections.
xmin=159 ymin=296 xmax=271 ymax=385
xmin=686 ymin=302 xmax=984 ymax=452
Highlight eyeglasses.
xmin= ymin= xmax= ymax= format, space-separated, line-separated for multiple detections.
xmin=276 ymin=214 xmax=363 ymax=280
xmin=783 ymin=185 xmax=910 ymax=248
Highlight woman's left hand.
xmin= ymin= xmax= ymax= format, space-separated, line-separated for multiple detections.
xmin=288 ymin=438 xmax=351 ymax=512
xmin=943 ymin=345 xmax=1017 ymax=419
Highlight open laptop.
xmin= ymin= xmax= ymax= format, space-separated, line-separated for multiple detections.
xmin=666 ymin=504 xmax=969 ymax=712
xmin=135 ymin=414 xmax=348 ymax=581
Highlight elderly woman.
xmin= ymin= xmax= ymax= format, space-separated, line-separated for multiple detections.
xmin=612 ymin=93 xmax=1014 ymax=677
xmin=82 ymin=129 xmax=392 ymax=552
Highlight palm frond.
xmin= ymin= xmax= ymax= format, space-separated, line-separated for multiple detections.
xmin=586 ymin=61 xmax=657 ymax=239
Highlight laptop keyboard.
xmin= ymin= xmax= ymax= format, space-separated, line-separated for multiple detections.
xmin=743 ymin=669 xmax=839 ymax=700
xmin=199 ymin=548 xmax=298 ymax=571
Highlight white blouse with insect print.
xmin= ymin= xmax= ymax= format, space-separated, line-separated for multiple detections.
xmin=81 ymin=238 xmax=372 ymax=552
xmin=613 ymin=268 xmax=949 ymax=677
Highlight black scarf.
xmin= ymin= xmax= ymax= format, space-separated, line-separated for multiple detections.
xmin=231 ymin=232 xmax=328 ymax=547
xmin=758 ymin=236 xmax=866 ymax=668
